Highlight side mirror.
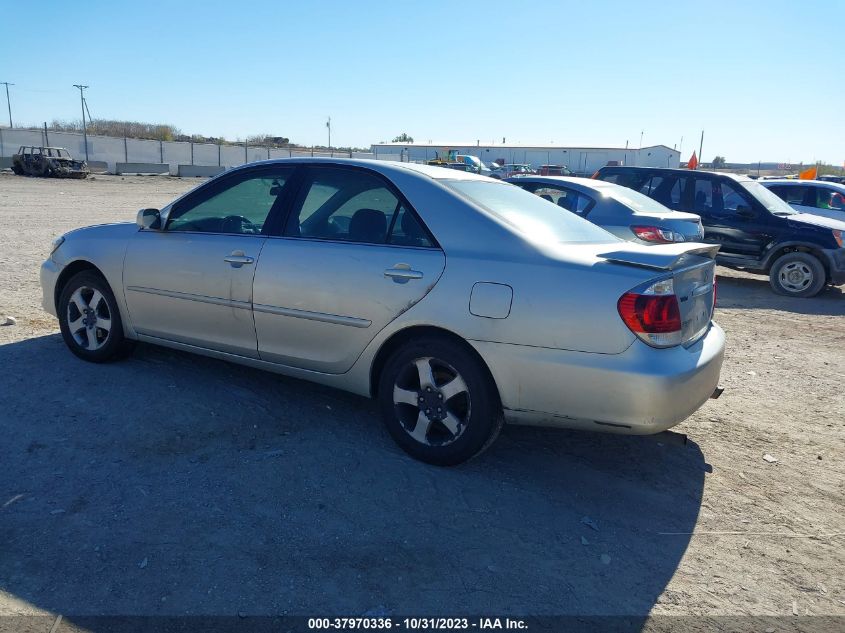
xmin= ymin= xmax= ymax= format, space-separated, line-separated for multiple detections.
xmin=136 ymin=208 xmax=161 ymax=230
xmin=736 ymin=205 xmax=755 ymax=219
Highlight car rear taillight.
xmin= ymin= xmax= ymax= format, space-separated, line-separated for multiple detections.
xmin=617 ymin=278 xmax=683 ymax=348
xmin=631 ymin=226 xmax=682 ymax=243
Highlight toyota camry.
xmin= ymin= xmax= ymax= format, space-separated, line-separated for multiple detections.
xmin=41 ymin=159 xmax=725 ymax=465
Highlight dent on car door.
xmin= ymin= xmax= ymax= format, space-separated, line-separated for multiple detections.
xmin=123 ymin=166 xmax=295 ymax=357
xmin=252 ymin=166 xmax=446 ymax=374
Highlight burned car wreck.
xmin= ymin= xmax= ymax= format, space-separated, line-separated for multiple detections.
xmin=12 ymin=146 xmax=90 ymax=179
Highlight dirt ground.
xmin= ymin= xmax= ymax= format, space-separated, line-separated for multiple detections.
xmin=0 ymin=172 xmax=843 ymax=623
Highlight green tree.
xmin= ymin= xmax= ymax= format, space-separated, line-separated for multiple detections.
xmin=392 ymin=133 xmax=414 ymax=143
xmin=712 ymin=156 xmax=726 ymax=168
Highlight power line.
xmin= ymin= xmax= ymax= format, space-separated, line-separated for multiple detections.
xmin=72 ymin=84 xmax=89 ymax=161
xmin=1 ymin=82 xmax=13 ymax=128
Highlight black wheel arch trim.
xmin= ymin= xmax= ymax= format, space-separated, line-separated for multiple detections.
xmin=760 ymin=241 xmax=833 ymax=274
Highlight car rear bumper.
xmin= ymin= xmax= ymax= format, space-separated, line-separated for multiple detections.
xmin=40 ymin=258 xmax=59 ymax=317
xmin=471 ymin=323 xmax=725 ymax=435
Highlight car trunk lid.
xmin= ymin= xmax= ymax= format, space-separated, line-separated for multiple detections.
xmin=601 ymin=243 xmax=718 ymax=346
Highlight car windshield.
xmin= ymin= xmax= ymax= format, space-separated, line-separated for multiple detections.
xmin=445 ymin=180 xmax=617 ymax=244
xmin=744 ymin=181 xmax=797 ymax=215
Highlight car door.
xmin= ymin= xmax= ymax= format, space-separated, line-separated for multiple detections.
xmin=691 ymin=177 xmax=770 ymax=260
xmin=252 ymin=165 xmax=445 ymax=373
xmin=805 ymin=185 xmax=845 ymax=221
xmin=123 ymin=165 xmax=296 ymax=358
xmin=769 ymin=184 xmax=815 ymax=214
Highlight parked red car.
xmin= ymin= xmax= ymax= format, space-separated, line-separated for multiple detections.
xmin=537 ymin=164 xmax=572 ymax=176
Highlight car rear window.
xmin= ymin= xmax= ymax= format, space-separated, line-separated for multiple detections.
xmin=444 ymin=180 xmax=616 ymax=244
xmin=604 ymin=187 xmax=679 ymax=215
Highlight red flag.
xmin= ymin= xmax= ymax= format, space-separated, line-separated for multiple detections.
xmin=687 ymin=151 xmax=699 ymax=170
xmin=798 ymin=166 xmax=817 ymax=180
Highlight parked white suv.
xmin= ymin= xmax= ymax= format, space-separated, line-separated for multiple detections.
xmin=761 ymin=179 xmax=845 ymax=222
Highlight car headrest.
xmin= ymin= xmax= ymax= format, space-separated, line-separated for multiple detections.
xmin=349 ymin=208 xmax=387 ymax=243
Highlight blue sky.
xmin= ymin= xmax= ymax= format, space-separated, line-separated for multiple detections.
xmin=3 ymin=0 xmax=843 ymax=163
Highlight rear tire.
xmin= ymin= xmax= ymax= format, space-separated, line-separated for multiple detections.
xmin=11 ymin=163 xmax=23 ymax=175
xmin=58 ymin=271 xmax=133 ymax=362
xmin=377 ymin=335 xmax=503 ymax=466
xmin=769 ymin=252 xmax=825 ymax=298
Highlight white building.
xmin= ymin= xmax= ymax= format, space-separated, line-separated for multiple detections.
xmin=370 ymin=142 xmax=680 ymax=174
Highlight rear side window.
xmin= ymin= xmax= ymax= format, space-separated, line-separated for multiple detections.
xmin=598 ymin=170 xmax=649 ymax=190
xmin=643 ymin=176 xmax=685 ymax=210
xmin=285 ymin=168 xmax=433 ymax=247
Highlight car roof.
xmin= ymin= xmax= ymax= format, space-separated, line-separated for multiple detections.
xmin=600 ymin=165 xmax=753 ymax=182
xmin=506 ymin=175 xmax=617 ymax=192
xmin=760 ymin=178 xmax=842 ymax=186
xmin=226 ymin=157 xmax=492 ymax=182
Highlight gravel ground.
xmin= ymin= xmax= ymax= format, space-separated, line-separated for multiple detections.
xmin=0 ymin=172 xmax=843 ymax=621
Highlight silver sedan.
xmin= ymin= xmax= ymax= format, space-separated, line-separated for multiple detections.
xmin=41 ymin=159 xmax=725 ymax=465
xmin=507 ymin=175 xmax=705 ymax=244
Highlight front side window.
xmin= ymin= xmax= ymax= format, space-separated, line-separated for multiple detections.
xmin=167 ymin=168 xmax=293 ymax=234
xmin=769 ymin=185 xmax=807 ymax=205
xmin=692 ymin=179 xmax=754 ymax=216
xmin=815 ymin=187 xmax=845 ymax=210
xmin=285 ymin=168 xmax=433 ymax=247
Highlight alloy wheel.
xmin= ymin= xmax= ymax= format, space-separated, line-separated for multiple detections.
xmin=392 ymin=356 xmax=471 ymax=446
xmin=66 ymin=286 xmax=113 ymax=351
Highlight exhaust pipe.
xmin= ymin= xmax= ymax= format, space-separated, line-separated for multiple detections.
xmin=711 ymin=387 xmax=724 ymax=399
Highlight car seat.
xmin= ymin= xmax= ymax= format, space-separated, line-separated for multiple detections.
xmin=349 ymin=208 xmax=387 ymax=243
xmin=558 ymin=195 xmax=576 ymax=211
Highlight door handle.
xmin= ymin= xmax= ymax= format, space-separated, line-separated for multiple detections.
xmin=224 ymin=251 xmax=255 ymax=267
xmin=384 ymin=263 xmax=423 ymax=282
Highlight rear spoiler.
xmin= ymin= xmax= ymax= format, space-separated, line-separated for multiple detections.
xmin=598 ymin=243 xmax=720 ymax=271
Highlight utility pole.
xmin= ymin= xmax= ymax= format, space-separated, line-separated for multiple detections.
xmin=73 ymin=84 xmax=89 ymax=161
xmin=326 ymin=116 xmax=331 ymax=149
xmin=1 ymin=82 xmax=13 ymax=128
xmin=698 ymin=130 xmax=704 ymax=168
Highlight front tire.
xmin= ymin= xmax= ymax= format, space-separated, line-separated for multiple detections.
xmin=58 ymin=271 xmax=133 ymax=362
xmin=769 ymin=252 xmax=826 ymax=298
xmin=378 ymin=336 xmax=503 ymax=466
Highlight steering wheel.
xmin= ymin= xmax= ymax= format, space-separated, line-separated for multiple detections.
xmin=221 ymin=215 xmax=258 ymax=234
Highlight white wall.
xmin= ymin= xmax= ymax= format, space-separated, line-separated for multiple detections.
xmin=371 ymin=144 xmax=681 ymax=172
xmin=0 ymin=127 xmax=393 ymax=174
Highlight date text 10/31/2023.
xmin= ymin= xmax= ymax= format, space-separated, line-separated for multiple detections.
xmin=307 ymin=617 xmax=528 ymax=630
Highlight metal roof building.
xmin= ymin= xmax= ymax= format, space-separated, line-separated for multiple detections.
xmin=370 ymin=142 xmax=681 ymax=174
